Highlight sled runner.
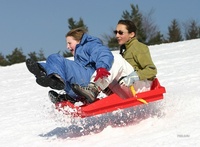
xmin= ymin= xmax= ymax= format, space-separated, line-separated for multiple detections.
xmin=55 ymin=78 xmax=166 ymax=118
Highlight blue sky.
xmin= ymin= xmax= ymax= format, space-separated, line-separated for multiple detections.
xmin=0 ymin=0 xmax=200 ymax=57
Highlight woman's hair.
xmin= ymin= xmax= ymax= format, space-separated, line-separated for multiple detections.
xmin=65 ymin=28 xmax=86 ymax=41
xmin=117 ymin=20 xmax=137 ymax=34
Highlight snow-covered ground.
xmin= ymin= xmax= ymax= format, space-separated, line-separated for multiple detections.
xmin=0 ymin=39 xmax=200 ymax=147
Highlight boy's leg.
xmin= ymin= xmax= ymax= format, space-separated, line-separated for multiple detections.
xmin=26 ymin=58 xmax=64 ymax=90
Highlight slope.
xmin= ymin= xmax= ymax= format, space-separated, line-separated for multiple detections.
xmin=0 ymin=39 xmax=200 ymax=146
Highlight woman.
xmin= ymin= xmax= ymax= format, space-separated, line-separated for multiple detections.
xmin=115 ymin=19 xmax=157 ymax=93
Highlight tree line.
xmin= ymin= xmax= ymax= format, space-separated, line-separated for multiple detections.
xmin=1 ymin=4 xmax=200 ymax=66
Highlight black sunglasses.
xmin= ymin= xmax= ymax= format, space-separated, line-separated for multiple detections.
xmin=113 ymin=30 xmax=124 ymax=35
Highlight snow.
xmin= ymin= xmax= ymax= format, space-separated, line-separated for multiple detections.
xmin=1 ymin=39 xmax=200 ymax=147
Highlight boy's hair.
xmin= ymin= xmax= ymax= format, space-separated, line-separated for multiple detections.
xmin=66 ymin=28 xmax=86 ymax=41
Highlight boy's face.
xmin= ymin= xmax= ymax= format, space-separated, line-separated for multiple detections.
xmin=66 ymin=36 xmax=80 ymax=55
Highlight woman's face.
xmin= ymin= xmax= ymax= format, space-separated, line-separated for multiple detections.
xmin=66 ymin=36 xmax=80 ymax=55
xmin=115 ymin=24 xmax=135 ymax=45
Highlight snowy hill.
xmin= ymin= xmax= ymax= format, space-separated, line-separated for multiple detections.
xmin=0 ymin=39 xmax=200 ymax=147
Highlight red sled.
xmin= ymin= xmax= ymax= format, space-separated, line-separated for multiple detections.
xmin=55 ymin=78 xmax=166 ymax=118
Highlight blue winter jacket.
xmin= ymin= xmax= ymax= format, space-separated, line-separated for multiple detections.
xmin=40 ymin=33 xmax=114 ymax=98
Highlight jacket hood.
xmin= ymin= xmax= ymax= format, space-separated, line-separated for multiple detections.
xmin=80 ymin=33 xmax=102 ymax=45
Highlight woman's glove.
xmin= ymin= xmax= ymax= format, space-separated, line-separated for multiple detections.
xmin=118 ymin=71 xmax=139 ymax=86
xmin=94 ymin=68 xmax=110 ymax=82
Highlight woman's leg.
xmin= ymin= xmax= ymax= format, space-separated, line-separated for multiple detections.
xmin=92 ymin=53 xmax=133 ymax=89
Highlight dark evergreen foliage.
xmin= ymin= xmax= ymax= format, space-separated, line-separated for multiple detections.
xmin=168 ymin=19 xmax=183 ymax=42
xmin=63 ymin=51 xmax=73 ymax=58
xmin=185 ymin=20 xmax=200 ymax=40
xmin=0 ymin=53 xmax=9 ymax=66
xmin=6 ymin=48 xmax=26 ymax=65
xmin=68 ymin=17 xmax=88 ymax=32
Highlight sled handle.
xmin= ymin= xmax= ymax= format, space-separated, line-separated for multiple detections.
xmin=130 ymin=85 xmax=136 ymax=96
xmin=130 ymin=85 xmax=148 ymax=104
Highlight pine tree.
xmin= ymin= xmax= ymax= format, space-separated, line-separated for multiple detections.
xmin=63 ymin=51 xmax=73 ymax=58
xmin=142 ymin=9 xmax=162 ymax=44
xmin=28 ymin=51 xmax=38 ymax=61
xmin=0 ymin=53 xmax=9 ymax=66
xmin=185 ymin=20 xmax=199 ymax=40
xmin=37 ymin=49 xmax=46 ymax=61
xmin=6 ymin=48 xmax=26 ymax=65
xmin=168 ymin=19 xmax=183 ymax=42
xmin=68 ymin=17 xmax=88 ymax=31
xmin=122 ymin=4 xmax=146 ymax=43
xmin=148 ymin=32 xmax=164 ymax=45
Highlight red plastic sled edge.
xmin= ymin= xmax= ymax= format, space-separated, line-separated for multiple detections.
xmin=55 ymin=78 xmax=166 ymax=118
